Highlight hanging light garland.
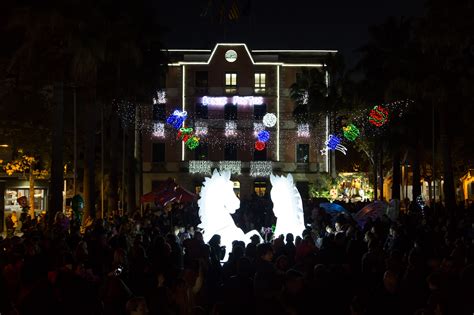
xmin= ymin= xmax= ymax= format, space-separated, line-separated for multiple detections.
xmin=189 ymin=160 xmax=213 ymax=175
xmin=152 ymin=122 xmax=165 ymax=138
xmin=218 ymin=161 xmax=242 ymax=175
xmin=297 ymin=123 xmax=310 ymax=137
xmin=250 ymin=161 xmax=273 ymax=177
xmin=225 ymin=121 xmax=238 ymax=137
xmin=262 ymin=113 xmax=277 ymax=128
xmin=343 ymin=124 xmax=360 ymax=141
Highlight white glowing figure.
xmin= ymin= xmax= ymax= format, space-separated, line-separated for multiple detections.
xmin=262 ymin=113 xmax=277 ymax=127
xmin=270 ymin=173 xmax=305 ymax=238
xmin=198 ymin=170 xmax=262 ymax=261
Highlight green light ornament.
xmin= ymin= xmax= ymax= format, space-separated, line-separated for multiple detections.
xmin=186 ymin=136 xmax=200 ymax=150
xmin=343 ymin=124 xmax=360 ymax=141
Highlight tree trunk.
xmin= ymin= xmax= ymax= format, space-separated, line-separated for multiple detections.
xmin=127 ymin=124 xmax=136 ymax=216
xmin=392 ymin=149 xmax=401 ymax=200
xmin=412 ymin=147 xmax=421 ymax=200
xmin=82 ymin=90 xmax=97 ymax=225
xmin=107 ymin=112 xmax=119 ymax=216
xmin=49 ymin=82 xmax=64 ymax=225
xmin=439 ymin=104 xmax=455 ymax=210
xmin=379 ymin=145 xmax=384 ymax=201
xmin=29 ymin=173 xmax=35 ymax=218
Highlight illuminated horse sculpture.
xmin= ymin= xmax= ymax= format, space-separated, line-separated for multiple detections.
xmin=270 ymin=173 xmax=306 ymax=238
xmin=198 ymin=169 xmax=262 ymax=261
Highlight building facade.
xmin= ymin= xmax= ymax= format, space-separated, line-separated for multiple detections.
xmin=142 ymin=43 xmax=337 ymax=199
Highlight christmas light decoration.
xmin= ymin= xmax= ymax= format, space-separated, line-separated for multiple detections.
xmin=195 ymin=121 xmax=208 ymax=136
xmin=115 ymin=99 xmax=152 ymax=132
xmin=186 ymin=136 xmax=200 ymax=150
xmin=302 ymin=90 xmax=309 ymax=105
xmin=218 ymin=161 xmax=242 ymax=175
xmin=262 ymin=113 xmax=277 ymax=127
xmin=153 ymin=90 xmax=167 ymax=104
xmin=201 ymin=96 xmax=264 ymax=106
xmin=152 ymin=122 xmax=165 ymax=138
xmin=177 ymin=128 xmax=200 ymax=150
xmin=343 ymin=124 xmax=360 ymax=141
xmin=257 ymin=130 xmax=270 ymax=143
xmin=297 ymin=123 xmax=310 ymax=137
xmin=369 ymin=105 xmax=389 ymax=127
xmin=255 ymin=141 xmax=266 ymax=151
xmin=322 ymin=134 xmax=347 ymax=155
xmin=253 ymin=122 xmax=265 ymax=136
xmin=166 ymin=110 xmax=188 ymax=129
xmin=189 ymin=160 xmax=213 ymax=175
xmin=250 ymin=161 xmax=273 ymax=177
xmin=225 ymin=121 xmax=237 ymax=137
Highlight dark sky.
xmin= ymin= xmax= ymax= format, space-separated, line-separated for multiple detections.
xmin=158 ymin=0 xmax=424 ymax=65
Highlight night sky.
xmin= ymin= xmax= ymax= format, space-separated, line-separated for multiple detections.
xmin=158 ymin=0 xmax=424 ymax=65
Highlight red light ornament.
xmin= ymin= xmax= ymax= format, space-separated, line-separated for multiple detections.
xmin=369 ymin=105 xmax=389 ymax=127
xmin=255 ymin=141 xmax=266 ymax=151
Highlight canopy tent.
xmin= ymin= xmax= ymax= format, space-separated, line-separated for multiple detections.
xmin=140 ymin=178 xmax=197 ymax=206
xmin=353 ymin=201 xmax=388 ymax=228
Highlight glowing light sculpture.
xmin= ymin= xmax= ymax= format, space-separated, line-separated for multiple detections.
xmin=322 ymin=134 xmax=347 ymax=155
xmin=153 ymin=90 xmax=167 ymax=104
xmin=166 ymin=110 xmax=188 ymax=129
xmin=255 ymin=141 xmax=266 ymax=151
xmin=257 ymin=130 xmax=270 ymax=142
xmin=343 ymin=124 xmax=360 ymax=141
xmin=270 ymin=173 xmax=305 ymax=238
xmin=198 ymin=170 xmax=262 ymax=261
xmin=369 ymin=105 xmax=389 ymax=127
xmin=262 ymin=113 xmax=277 ymax=127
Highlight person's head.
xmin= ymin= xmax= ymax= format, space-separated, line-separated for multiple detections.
xmin=383 ymin=270 xmax=398 ymax=294
xmin=209 ymin=234 xmax=221 ymax=247
xmin=126 ymin=296 xmax=149 ymax=315
xmin=194 ymin=231 xmax=203 ymax=242
xmin=250 ymin=234 xmax=261 ymax=245
xmin=286 ymin=233 xmax=294 ymax=244
xmin=275 ymin=255 xmax=290 ymax=272
xmin=257 ymin=243 xmax=273 ymax=262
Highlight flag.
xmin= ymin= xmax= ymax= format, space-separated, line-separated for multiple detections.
xmin=228 ymin=0 xmax=239 ymax=21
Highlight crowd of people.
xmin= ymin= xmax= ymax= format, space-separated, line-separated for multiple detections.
xmin=0 ymin=199 xmax=473 ymax=315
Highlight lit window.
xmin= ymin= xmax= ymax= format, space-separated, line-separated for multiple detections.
xmin=254 ymin=73 xmax=266 ymax=94
xmin=254 ymin=181 xmax=267 ymax=197
xmin=225 ymin=73 xmax=237 ymax=94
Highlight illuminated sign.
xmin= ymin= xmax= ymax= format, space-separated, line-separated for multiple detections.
xmin=201 ymin=96 xmax=264 ymax=106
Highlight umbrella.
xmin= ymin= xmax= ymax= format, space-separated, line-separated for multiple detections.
xmin=319 ymin=202 xmax=348 ymax=216
xmin=353 ymin=201 xmax=388 ymax=228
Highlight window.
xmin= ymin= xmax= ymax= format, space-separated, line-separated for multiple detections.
xmin=195 ymin=71 xmax=208 ymax=94
xmin=225 ymin=72 xmax=237 ymax=94
xmin=153 ymin=104 xmax=166 ymax=121
xmin=195 ymin=103 xmax=208 ymax=119
xmin=224 ymin=143 xmax=237 ymax=160
xmin=195 ymin=71 xmax=208 ymax=87
xmin=254 ymin=181 xmax=267 ymax=197
xmin=253 ymin=103 xmax=267 ymax=120
xmin=254 ymin=73 xmax=266 ymax=94
xmin=152 ymin=143 xmax=165 ymax=162
xmin=4 ymin=188 xmax=46 ymax=213
xmin=194 ymin=142 xmax=208 ymax=160
xmin=296 ymin=144 xmax=309 ymax=163
xmin=224 ymin=103 xmax=237 ymax=120
xmin=254 ymin=147 xmax=267 ymax=161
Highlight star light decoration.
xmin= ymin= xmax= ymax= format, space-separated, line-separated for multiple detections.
xmin=225 ymin=121 xmax=237 ymax=137
xmin=343 ymin=124 xmax=360 ymax=141
xmin=262 ymin=113 xmax=277 ymax=128
xmin=320 ymin=134 xmax=347 ymax=155
xmin=250 ymin=161 xmax=273 ymax=177
xmin=255 ymin=141 xmax=266 ymax=151
xmin=297 ymin=123 xmax=310 ymax=137
xmin=257 ymin=130 xmax=270 ymax=143
xmin=152 ymin=122 xmax=165 ymax=138
xmin=189 ymin=160 xmax=213 ymax=175
xmin=218 ymin=161 xmax=242 ymax=175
